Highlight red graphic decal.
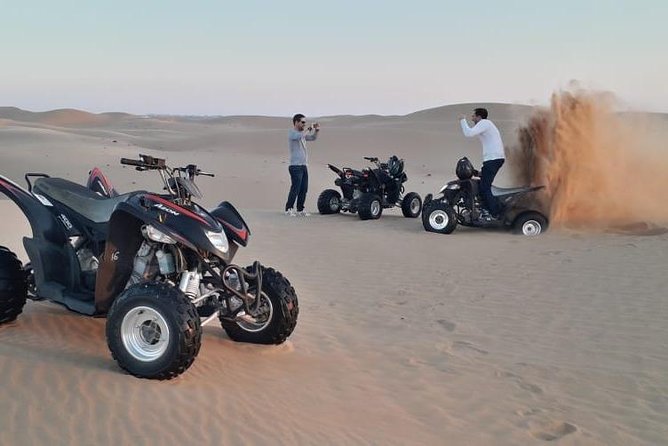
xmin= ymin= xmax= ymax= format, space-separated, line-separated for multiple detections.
xmin=146 ymin=195 xmax=211 ymax=227
xmin=219 ymin=219 xmax=248 ymax=241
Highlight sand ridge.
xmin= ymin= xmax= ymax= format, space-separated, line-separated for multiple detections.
xmin=1 ymin=104 xmax=667 ymax=445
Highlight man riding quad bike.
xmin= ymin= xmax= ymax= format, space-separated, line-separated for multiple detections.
xmin=0 ymin=154 xmax=299 ymax=379
xmin=317 ymin=155 xmax=422 ymax=220
xmin=421 ymin=157 xmax=549 ymax=236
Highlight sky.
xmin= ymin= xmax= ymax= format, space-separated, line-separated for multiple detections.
xmin=1 ymin=0 xmax=666 ymax=116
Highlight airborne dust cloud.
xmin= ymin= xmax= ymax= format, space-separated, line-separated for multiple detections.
xmin=506 ymin=88 xmax=668 ymax=232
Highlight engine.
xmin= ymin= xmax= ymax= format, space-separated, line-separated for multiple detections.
xmin=127 ymin=241 xmax=182 ymax=287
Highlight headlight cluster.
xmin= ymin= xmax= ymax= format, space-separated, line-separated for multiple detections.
xmin=206 ymin=230 xmax=229 ymax=253
xmin=144 ymin=225 xmax=177 ymax=244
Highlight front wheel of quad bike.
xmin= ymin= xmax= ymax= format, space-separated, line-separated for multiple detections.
xmin=358 ymin=193 xmax=383 ymax=220
xmin=221 ymin=266 xmax=299 ymax=344
xmin=422 ymin=202 xmax=457 ymax=234
xmin=317 ymin=189 xmax=342 ymax=214
xmin=0 ymin=246 xmax=28 ymax=325
xmin=513 ymin=212 xmax=548 ymax=237
xmin=106 ymin=282 xmax=202 ymax=380
xmin=401 ymin=192 xmax=422 ymax=218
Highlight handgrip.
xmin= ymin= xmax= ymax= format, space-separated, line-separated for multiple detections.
xmin=120 ymin=158 xmax=144 ymax=167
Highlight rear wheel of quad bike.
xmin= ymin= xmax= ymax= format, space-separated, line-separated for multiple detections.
xmin=513 ymin=212 xmax=548 ymax=237
xmin=422 ymin=202 xmax=457 ymax=234
xmin=401 ymin=192 xmax=422 ymax=218
xmin=317 ymin=189 xmax=342 ymax=214
xmin=220 ymin=266 xmax=299 ymax=345
xmin=106 ymin=282 xmax=202 ymax=380
xmin=358 ymin=193 xmax=383 ymax=220
xmin=0 ymin=246 xmax=28 ymax=325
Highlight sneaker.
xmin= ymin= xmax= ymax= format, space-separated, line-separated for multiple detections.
xmin=479 ymin=209 xmax=496 ymax=222
xmin=285 ymin=208 xmax=297 ymax=217
xmin=297 ymin=210 xmax=311 ymax=217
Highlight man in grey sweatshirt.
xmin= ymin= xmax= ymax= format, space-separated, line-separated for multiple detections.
xmin=285 ymin=113 xmax=320 ymax=216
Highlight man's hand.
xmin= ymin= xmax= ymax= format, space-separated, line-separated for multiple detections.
xmin=313 ymin=122 xmax=320 ymax=131
xmin=458 ymin=114 xmax=467 ymax=121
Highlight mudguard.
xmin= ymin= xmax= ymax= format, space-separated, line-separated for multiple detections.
xmin=87 ymin=167 xmax=118 ymax=198
xmin=328 ymin=164 xmax=343 ymax=176
xmin=0 ymin=175 xmax=68 ymax=244
xmin=94 ymin=211 xmax=144 ymax=313
xmin=0 ymin=175 xmax=81 ymax=302
xmin=210 ymin=201 xmax=251 ymax=247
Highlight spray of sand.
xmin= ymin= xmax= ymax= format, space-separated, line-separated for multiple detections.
xmin=507 ymin=88 xmax=668 ymax=232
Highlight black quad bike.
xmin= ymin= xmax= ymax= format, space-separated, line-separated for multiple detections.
xmin=318 ymin=155 xmax=422 ymax=220
xmin=421 ymin=157 xmax=549 ymax=236
xmin=0 ymin=154 xmax=299 ymax=379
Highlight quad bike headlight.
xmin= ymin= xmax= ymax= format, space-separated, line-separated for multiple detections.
xmin=144 ymin=225 xmax=177 ymax=244
xmin=206 ymin=230 xmax=229 ymax=254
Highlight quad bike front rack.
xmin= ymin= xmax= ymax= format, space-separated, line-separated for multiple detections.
xmin=200 ymin=259 xmax=264 ymax=323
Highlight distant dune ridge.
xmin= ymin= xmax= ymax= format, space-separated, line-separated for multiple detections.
xmin=1 ymin=96 xmax=668 ymax=445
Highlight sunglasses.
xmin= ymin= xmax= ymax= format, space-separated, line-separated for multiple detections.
xmin=299 ymin=121 xmax=307 ymax=124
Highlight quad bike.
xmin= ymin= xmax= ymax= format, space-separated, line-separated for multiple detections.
xmin=0 ymin=154 xmax=299 ymax=379
xmin=422 ymin=157 xmax=549 ymax=236
xmin=318 ymin=155 xmax=422 ymax=220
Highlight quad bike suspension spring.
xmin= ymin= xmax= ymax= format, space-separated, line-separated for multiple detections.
xmin=179 ymin=269 xmax=201 ymax=298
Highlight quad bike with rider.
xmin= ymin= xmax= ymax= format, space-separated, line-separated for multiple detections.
xmin=0 ymin=154 xmax=299 ymax=379
xmin=422 ymin=157 xmax=549 ymax=236
xmin=318 ymin=155 xmax=422 ymax=220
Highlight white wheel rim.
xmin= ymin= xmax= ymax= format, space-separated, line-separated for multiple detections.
xmin=329 ymin=196 xmax=340 ymax=211
xmin=429 ymin=210 xmax=449 ymax=230
xmin=410 ymin=198 xmax=420 ymax=213
xmin=371 ymin=200 xmax=381 ymax=216
xmin=236 ymin=292 xmax=273 ymax=332
xmin=522 ymin=220 xmax=542 ymax=236
xmin=121 ymin=306 xmax=170 ymax=362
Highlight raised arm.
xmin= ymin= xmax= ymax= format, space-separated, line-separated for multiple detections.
xmin=460 ymin=119 xmax=486 ymax=137
xmin=304 ymin=129 xmax=319 ymax=141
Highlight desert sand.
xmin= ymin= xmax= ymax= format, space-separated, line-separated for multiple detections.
xmin=1 ymin=104 xmax=667 ymax=445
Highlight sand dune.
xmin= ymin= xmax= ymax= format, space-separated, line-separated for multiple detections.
xmin=1 ymin=104 xmax=667 ymax=445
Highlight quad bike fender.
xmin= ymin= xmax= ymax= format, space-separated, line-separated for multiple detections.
xmin=0 ymin=175 xmax=68 ymax=244
xmin=0 ymin=175 xmax=80 ymax=295
xmin=328 ymin=164 xmax=343 ymax=176
xmin=94 ymin=210 xmax=145 ymax=313
xmin=87 ymin=167 xmax=118 ymax=198
xmin=210 ymin=201 xmax=251 ymax=247
xmin=499 ymin=189 xmax=549 ymax=224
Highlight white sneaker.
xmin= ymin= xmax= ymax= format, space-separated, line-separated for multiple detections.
xmin=285 ymin=208 xmax=297 ymax=217
xmin=297 ymin=210 xmax=310 ymax=217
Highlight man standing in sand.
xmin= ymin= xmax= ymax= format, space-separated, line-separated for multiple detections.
xmin=459 ymin=108 xmax=505 ymax=219
xmin=285 ymin=113 xmax=320 ymax=217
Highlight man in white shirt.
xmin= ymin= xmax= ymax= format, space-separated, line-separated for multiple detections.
xmin=459 ymin=108 xmax=506 ymax=219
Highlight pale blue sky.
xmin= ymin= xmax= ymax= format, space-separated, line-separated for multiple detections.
xmin=1 ymin=0 xmax=666 ymax=115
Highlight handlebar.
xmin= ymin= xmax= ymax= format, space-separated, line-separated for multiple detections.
xmin=364 ymin=157 xmax=378 ymax=162
xmin=120 ymin=158 xmax=145 ymax=167
xmin=174 ymin=165 xmax=215 ymax=178
xmin=120 ymin=154 xmax=166 ymax=170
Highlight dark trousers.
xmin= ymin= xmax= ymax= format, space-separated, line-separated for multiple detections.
xmin=480 ymin=159 xmax=505 ymax=216
xmin=286 ymin=165 xmax=308 ymax=211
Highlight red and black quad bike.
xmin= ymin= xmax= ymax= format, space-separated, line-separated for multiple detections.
xmin=0 ymin=154 xmax=299 ymax=379
xmin=421 ymin=157 xmax=549 ymax=236
xmin=317 ymin=156 xmax=422 ymax=220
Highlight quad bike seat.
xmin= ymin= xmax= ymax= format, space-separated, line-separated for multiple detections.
xmin=491 ymin=185 xmax=540 ymax=197
xmin=33 ymin=177 xmax=138 ymax=223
